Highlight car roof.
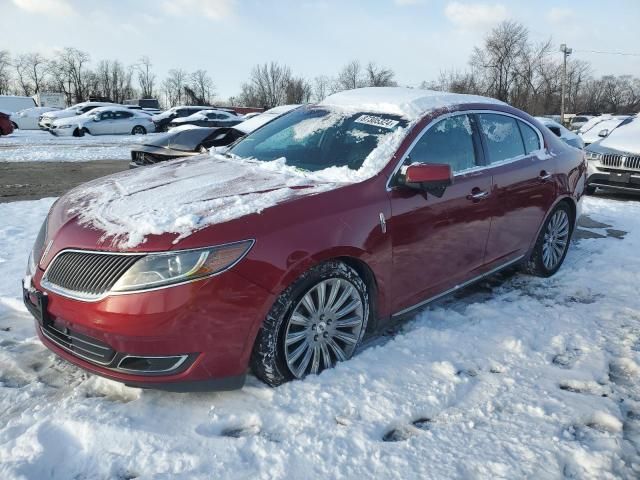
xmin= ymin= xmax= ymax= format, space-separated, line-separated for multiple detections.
xmin=89 ymin=106 xmax=145 ymax=114
xmin=319 ymin=87 xmax=504 ymax=120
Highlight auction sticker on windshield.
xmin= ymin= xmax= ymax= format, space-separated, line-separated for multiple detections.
xmin=354 ymin=115 xmax=399 ymax=129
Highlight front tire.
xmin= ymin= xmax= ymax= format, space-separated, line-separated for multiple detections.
xmin=522 ymin=202 xmax=573 ymax=277
xmin=251 ymin=261 xmax=370 ymax=387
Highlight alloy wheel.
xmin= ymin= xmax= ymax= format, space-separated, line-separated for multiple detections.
xmin=542 ymin=209 xmax=570 ymax=270
xmin=284 ymin=278 xmax=365 ymax=379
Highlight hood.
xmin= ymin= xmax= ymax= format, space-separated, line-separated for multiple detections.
xmin=51 ymin=154 xmax=339 ymax=250
xmin=144 ymin=127 xmax=217 ymax=151
xmin=599 ymin=118 xmax=640 ymax=154
xmin=44 ymin=109 xmax=79 ymax=119
xmin=52 ymin=114 xmax=88 ymax=126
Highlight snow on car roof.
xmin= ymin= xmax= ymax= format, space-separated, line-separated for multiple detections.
xmin=234 ymin=105 xmax=300 ymax=134
xmin=319 ymin=87 xmax=504 ymax=120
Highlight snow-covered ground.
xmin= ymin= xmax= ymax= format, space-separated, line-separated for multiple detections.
xmin=1 ymin=196 xmax=639 ymax=479
xmin=0 ymin=130 xmax=159 ymax=162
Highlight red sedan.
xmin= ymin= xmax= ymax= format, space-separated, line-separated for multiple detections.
xmin=0 ymin=111 xmax=14 ymax=135
xmin=23 ymin=88 xmax=586 ymax=391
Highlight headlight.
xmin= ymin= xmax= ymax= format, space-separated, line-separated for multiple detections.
xmin=111 ymin=240 xmax=254 ymax=292
xmin=586 ymin=151 xmax=602 ymax=161
xmin=27 ymin=219 xmax=48 ymax=275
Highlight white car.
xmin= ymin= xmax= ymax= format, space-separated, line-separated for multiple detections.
xmin=579 ymin=115 xmax=630 ymax=145
xmin=535 ymin=117 xmax=584 ymax=150
xmin=168 ymin=109 xmax=241 ymax=129
xmin=568 ymin=115 xmax=593 ymax=131
xmin=10 ymin=106 xmax=60 ymax=130
xmin=39 ymin=102 xmax=118 ymax=130
xmin=50 ymin=106 xmax=156 ymax=137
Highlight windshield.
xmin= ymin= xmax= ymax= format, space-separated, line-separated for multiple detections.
xmin=228 ymin=106 xmax=407 ymax=172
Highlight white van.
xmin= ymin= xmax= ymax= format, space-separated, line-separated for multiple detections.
xmin=0 ymin=95 xmax=37 ymax=114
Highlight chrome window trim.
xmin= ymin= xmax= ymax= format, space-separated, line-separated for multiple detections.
xmin=116 ymin=354 xmax=189 ymax=374
xmin=40 ymin=239 xmax=255 ymax=303
xmin=392 ymin=255 xmax=525 ymax=317
xmin=385 ymin=109 xmax=546 ymax=191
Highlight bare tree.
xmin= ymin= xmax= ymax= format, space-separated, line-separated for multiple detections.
xmin=0 ymin=50 xmax=11 ymax=94
xmin=285 ymin=77 xmax=312 ymax=104
xmin=14 ymin=52 xmax=48 ymax=96
xmin=239 ymin=62 xmax=292 ymax=108
xmin=312 ymin=75 xmax=333 ymax=102
xmin=162 ymin=68 xmax=188 ymax=106
xmin=336 ymin=60 xmax=365 ymax=91
xmin=365 ymin=62 xmax=396 ymax=87
xmin=189 ymin=69 xmax=215 ymax=104
xmin=51 ymin=47 xmax=91 ymax=103
xmin=136 ymin=56 xmax=156 ymax=98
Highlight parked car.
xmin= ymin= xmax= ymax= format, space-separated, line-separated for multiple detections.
xmin=535 ymin=117 xmax=584 ymax=150
xmin=579 ymin=115 xmax=630 ymax=146
xmin=124 ymin=98 xmax=161 ymax=110
xmin=0 ymin=111 xmax=14 ymax=135
xmin=584 ymin=115 xmax=640 ymax=194
xmin=568 ymin=115 xmax=593 ymax=131
xmin=0 ymin=95 xmax=37 ymax=114
xmin=130 ymin=105 xmax=301 ymax=167
xmin=49 ymin=106 xmax=155 ymax=136
xmin=23 ymin=87 xmax=585 ymax=391
xmin=151 ymin=106 xmax=215 ymax=132
xmin=167 ymin=109 xmax=241 ymax=129
xmin=39 ymin=102 xmax=118 ymax=130
xmin=10 ymin=106 xmax=60 ymax=130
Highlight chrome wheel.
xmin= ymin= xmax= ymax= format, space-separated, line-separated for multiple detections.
xmin=132 ymin=126 xmax=146 ymax=135
xmin=542 ymin=209 xmax=570 ymax=270
xmin=284 ymin=278 xmax=365 ymax=379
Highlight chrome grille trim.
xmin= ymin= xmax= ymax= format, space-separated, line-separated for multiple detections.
xmin=599 ymin=153 xmax=640 ymax=171
xmin=41 ymin=322 xmax=115 ymax=366
xmin=42 ymin=250 xmax=144 ymax=301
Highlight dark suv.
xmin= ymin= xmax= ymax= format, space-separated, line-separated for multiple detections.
xmin=152 ymin=106 xmax=215 ymax=132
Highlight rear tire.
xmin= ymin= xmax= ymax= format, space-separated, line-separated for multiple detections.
xmin=132 ymin=126 xmax=146 ymax=135
xmin=250 ymin=260 xmax=370 ymax=387
xmin=521 ymin=202 xmax=573 ymax=277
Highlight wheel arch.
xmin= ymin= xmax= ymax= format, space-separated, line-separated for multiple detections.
xmin=526 ymin=194 xmax=577 ymax=257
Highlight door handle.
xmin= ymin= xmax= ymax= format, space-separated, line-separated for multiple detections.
xmin=466 ymin=189 xmax=490 ymax=201
xmin=538 ymin=170 xmax=552 ymax=181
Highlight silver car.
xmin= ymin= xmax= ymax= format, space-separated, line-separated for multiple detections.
xmin=50 ymin=107 xmax=156 ymax=137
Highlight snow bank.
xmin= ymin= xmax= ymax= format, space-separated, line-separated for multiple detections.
xmin=0 ymin=130 xmax=157 ymax=162
xmin=320 ymin=87 xmax=504 ymax=120
xmin=1 ymin=195 xmax=640 ymax=479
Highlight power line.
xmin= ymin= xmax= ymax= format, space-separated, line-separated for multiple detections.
xmin=573 ymin=49 xmax=640 ymax=57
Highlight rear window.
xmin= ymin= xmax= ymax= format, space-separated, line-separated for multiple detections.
xmin=517 ymin=121 xmax=541 ymax=154
xmin=478 ymin=114 xmax=525 ymax=163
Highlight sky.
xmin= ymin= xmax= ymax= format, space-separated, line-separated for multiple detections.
xmin=1 ymin=0 xmax=639 ymax=99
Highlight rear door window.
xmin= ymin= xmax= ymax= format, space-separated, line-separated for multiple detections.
xmin=478 ymin=113 xmax=525 ymax=164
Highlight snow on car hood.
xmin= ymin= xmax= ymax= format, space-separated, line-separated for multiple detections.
xmin=599 ymin=117 xmax=640 ymax=154
xmin=61 ymin=154 xmax=343 ymax=248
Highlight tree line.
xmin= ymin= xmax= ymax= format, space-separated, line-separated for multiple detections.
xmin=0 ymin=22 xmax=637 ymax=114
xmin=423 ymin=21 xmax=640 ymax=115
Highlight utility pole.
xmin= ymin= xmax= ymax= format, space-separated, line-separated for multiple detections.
xmin=560 ymin=43 xmax=572 ymax=125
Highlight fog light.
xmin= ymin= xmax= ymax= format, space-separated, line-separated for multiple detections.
xmin=117 ymin=355 xmax=189 ymax=373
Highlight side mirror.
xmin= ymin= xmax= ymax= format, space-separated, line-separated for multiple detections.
xmin=400 ymin=163 xmax=453 ymax=197
xmin=598 ymin=129 xmax=609 ymax=138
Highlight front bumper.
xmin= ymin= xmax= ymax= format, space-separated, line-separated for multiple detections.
xmin=24 ymin=268 xmax=276 ymax=391
xmin=587 ymin=163 xmax=640 ymax=192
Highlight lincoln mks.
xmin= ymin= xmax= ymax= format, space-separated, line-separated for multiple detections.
xmin=23 ymin=87 xmax=586 ymax=391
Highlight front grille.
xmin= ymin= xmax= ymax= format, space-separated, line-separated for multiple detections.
xmin=600 ymin=153 xmax=640 ymax=171
xmin=43 ymin=250 xmax=143 ymax=300
xmin=41 ymin=322 xmax=115 ymax=365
